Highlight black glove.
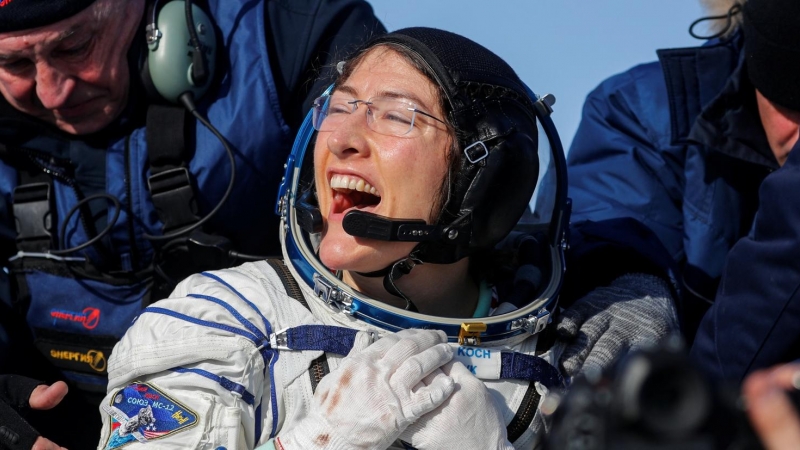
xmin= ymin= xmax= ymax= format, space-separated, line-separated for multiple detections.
xmin=0 ymin=375 xmax=43 ymax=450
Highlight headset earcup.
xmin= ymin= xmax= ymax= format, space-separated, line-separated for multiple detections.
xmin=144 ymin=0 xmax=216 ymax=103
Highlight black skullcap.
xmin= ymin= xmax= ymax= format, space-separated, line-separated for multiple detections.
xmin=743 ymin=0 xmax=800 ymax=111
xmin=368 ymin=27 xmax=530 ymax=112
xmin=0 ymin=0 xmax=97 ymax=33
xmin=356 ymin=27 xmax=541 ymax=264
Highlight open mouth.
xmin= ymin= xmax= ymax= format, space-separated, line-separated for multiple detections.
xmin=330 ymin=174 xmax=381 ymax=215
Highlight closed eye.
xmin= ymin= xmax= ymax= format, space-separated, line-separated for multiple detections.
xmin=328 ymin=103 xmax=353 ymax=115
xmin=53 ymin=37 xmax=93 ymax=59
xmin=0 ymin=58 xmax=32 ymax=73
xmin=383 ymin=110 xmax=413 ymax=125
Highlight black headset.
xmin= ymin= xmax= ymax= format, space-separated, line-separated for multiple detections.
xmin=137 ymin=0 xmax=238 ymax=245
xmin=57 ymin=0 xmax=239 ymax=256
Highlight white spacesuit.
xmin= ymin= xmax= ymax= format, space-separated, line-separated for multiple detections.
xmin=98 ymin=257 xmax=564 ymax=449
xmin=97 ymin=27 xmax=570 ymax=450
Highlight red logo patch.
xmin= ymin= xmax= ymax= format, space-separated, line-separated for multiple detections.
xmin=0 ymin=0 xmax=13 ymax=8
xmin=50 ymin=307 xmax=101 ymax=330
xmin=83 ymin=307 xmax=101 ymax=330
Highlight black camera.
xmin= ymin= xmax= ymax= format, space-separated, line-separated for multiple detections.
xmin=544 ymin=339 xmax=763 ymax=450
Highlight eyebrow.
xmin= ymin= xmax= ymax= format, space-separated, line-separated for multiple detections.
xmin=0 ymin=24 xmax=87 ymax=61
xmin=335 ymin=85 xmax=438 ymax=112
xmin=334 ymin=85 xmax=358 ymax=97
xmin=376 ymin=89 xmax=436 ymax=113
xmin=56 ymin=24 xmax=87 ymax=43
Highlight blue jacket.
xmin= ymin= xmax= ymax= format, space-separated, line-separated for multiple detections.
xmin=0 ymin=0 xmax=293 ymax=393
xmin=566 ymin=32 xmax=777 ymax=337
xmin=0 ymin=1 xmax=384 ymax=447
xmin=690 ymin=139 xmax=800 ymax=381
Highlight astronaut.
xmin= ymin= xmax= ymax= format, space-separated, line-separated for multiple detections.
xmin=98 ymin=27 xmax=573 ymax=449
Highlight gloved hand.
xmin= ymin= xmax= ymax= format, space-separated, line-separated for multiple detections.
xmin=398 ymin=361 xmax=514 ymax=450
xmin=277 ymin=328 xmax=455 ymax=450
xmin=0 ymin=375 xmax=68 ymax=450
xmin=556 ymin=273 xmax=679 ymax=378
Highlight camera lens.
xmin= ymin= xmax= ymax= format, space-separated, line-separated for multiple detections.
xmin=638 ymin=365 xmax=710 ymax=437
xmin=618 ymin=353 xmax=712 ymax=438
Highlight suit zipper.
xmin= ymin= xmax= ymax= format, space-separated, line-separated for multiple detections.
xmin=506 ymin=381 xmax=541 ymax=443
xmin=266 ymin=259 xmax=330 ymax=391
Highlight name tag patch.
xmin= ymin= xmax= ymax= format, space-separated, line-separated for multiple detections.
xmin=452 ymin=346 xmax=502 ymax=379
xmin=102 ymin=382 xmax=198 ymax=449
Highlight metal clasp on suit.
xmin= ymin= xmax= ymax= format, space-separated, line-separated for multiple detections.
xmin=277 ymin=194 xmax=288 ymax=220
xmin=270 ymin=328 xmax=290 ymax=351
xmin=458 ymin=322 xmax=487 ymax=346
xmin=313 ymin=274 xmax=354 ymax=314
xmin=511 ymin=309 xmax=551 ymax=335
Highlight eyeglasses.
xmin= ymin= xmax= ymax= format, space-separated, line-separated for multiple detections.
xmin=312 ymin=94 xmax=446 ymax=138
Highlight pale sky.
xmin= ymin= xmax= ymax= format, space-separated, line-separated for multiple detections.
xmin=367 ymin=1 xmax=708 ymax=151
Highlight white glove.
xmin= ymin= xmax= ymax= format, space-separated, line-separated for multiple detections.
xmin=277 ymin=328 xmax=456 ymax=450
xmin=399 ymin=361 xmax=514 ymax=450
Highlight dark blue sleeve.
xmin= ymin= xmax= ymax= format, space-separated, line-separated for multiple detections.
xmin=0 ymin=157 xmax=15 ymax=307
xmin=567 ymin=62 xmax=686 ymax=263
xmin=0 ymin=158 xmax=18 ymax=369
xmin=690 ymin=140 xmax=800 ymax=382
xmin=265 ymin=0 xmax=386 ymax=131
xmin=562 ymin=218 xmax=680 ymax=308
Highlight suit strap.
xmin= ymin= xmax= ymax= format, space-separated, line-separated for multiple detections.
xmin=145 ymin=104 xmax=200 ymax=233
xmin=265 ymin=259 xmax=332 ymax=393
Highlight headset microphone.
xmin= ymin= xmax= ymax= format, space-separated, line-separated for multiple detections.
xmin=342 ymin=210 xmax=438 ymax=242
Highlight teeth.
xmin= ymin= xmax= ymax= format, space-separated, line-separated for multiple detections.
xmin=330 ymin=174 xmax=380 ymax=197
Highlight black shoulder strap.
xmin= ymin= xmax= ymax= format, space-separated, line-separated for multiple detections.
xmin=145 ymin=104 xmax=201 ymax=234
xmin=265 ymin=258 xmax=331 ymax=393
xmin=2 ymin=144 xmax=57 ymax=253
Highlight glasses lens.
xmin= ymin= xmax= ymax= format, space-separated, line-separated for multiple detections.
xmin=312 ymin=95 xmax=433 ymax=137
xmin=367 ymin=98 xmax=416 ymax=137
xmin=312 ymin=97 xmax=327 ymax=131
xmin=313 ymin=95 xmax=354 ymax=131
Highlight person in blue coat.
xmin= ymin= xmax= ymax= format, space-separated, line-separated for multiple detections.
xmin=0 ymin=0 xmax=384 ymax=448
xmin=692 ymin=137 xmax=800 ymax=382
xmin=564 ymin=0 xmax=800 ymax=382
xmin=690 ymin=0 xmax=800 ymax=381
xmin=567 ymin=0 xmax=761 ymax=339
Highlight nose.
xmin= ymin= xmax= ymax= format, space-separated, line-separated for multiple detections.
xmin=325 ymin=106 xmax=372 ymax=158
xmin=34 ymin=61 xmax=76 ymax=110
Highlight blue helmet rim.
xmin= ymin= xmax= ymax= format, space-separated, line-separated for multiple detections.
xmin=275 ymin=85 xmax=571 ymax=344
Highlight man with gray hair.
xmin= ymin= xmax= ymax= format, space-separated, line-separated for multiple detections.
xmin=0 ymin=0 xmax=384 ymax=448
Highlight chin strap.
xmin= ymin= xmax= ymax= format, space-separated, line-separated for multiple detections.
xmin=298 ymin=206 xmax=444 ymax=310
xmin=356 ymin=256 xmax=421 ymax=312
xmin=384 ymin=257 xmax=421 ymax=312
xmin=343 ymin=210 xmax=436 ymax=312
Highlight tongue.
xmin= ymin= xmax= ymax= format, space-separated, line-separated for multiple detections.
xmin=332 ymin=191 xmax=355 ymax=214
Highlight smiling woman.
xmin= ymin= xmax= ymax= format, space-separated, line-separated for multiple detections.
xmin=313 ymin=47 xmax=459 ymax=310
xmin=100 ymin=27 xmax=569 ymax=450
